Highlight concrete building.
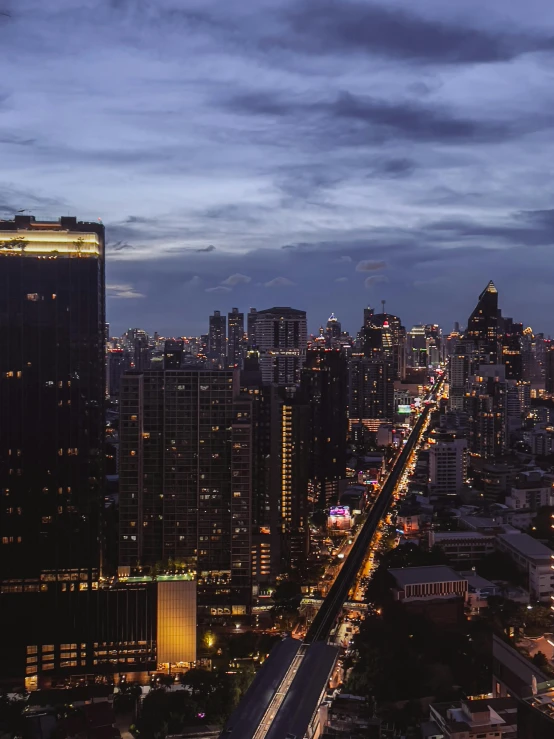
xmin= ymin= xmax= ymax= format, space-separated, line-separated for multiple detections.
xmin=429 ymin=433 xmax=468 ymax=497
xmin=254 ymin=306 xmax=307 ymax=386
xmin=496 ymin=532 xmax=554 ymax=602
xmin=427 ymin=698 xmax=518 ymax=739
xmin=429 ymin=531 xmax=496 ymax=565
xmin=505 ymin=469 xmax=554 ymax=510
xmin=389 ymin=566 xmax=468 ymax=602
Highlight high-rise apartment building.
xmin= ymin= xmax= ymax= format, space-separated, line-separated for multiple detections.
xmin=429 ymin=434 xmax=468 ymax=497
xmin=0 ymin=215 xmax=105 ymax=681
xmin=467 ymin=365 xmax=508 ymax=459
xmin=464 ymin=280 xmax=499 ymax=366
xmin=164 ymin=339 xmax=184 ymax=370
xmin=448 ymin=346 xmax=471 ymax=412
xmin=119 ymin=369 xmax=252 ymax=613
xmin=348 ymin=356 xmax=394 ymax=429
xmin=228 ymin=307 xmax=244 ymax=368
xmin=208 ymin=310 xmax=227 ymax=368
xmin=301 ymin=348 xmax=348 ymax=506
xmin=255 ymin=307 xmax=307 ymax=385
xmin=325 ymin=313 xmax=342 ymax=345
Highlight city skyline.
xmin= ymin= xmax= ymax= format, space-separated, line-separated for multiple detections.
xmin=3 ymin=1 xmax=554 ymax=335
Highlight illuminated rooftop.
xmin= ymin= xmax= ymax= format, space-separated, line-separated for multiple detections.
xmin=0 ymin=229 xmax=101 ymax=257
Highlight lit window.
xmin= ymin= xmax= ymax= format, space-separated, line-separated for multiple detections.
xmin=26 ymin=293 xmax=40 ymax=301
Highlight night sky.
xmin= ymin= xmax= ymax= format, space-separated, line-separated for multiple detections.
xmin=2 ymin=0 xmax=554 ymax=337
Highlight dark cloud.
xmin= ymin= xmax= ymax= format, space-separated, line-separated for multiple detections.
xmin=195 ymin=244 xmax=216 ymax=252
xmin=228 ymin=89 xmax=519 ymax=144
xmin=282 ymin=0 xmax=554 ymax=65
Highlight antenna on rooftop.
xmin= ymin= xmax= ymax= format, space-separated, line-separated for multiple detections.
xmin=381 ymin=299 xmax=386 ymax=314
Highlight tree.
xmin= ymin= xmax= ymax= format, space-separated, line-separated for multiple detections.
xmin=532 ymin=651 xmax=549 ymax=668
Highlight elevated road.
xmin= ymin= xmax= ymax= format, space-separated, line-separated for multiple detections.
xmin=221 ymin=374 xmax=443 ymax=739
xmin=305 ymin=375 xmax=442 ymax=643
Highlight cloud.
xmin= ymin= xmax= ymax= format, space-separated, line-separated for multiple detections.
xmin=364 ymin=275 xmax=388 ymax=289
xmin=205 ymin=285 xmax=232 ymax=293
xmin=283 ymin=0 xmax=554 ymax=65
xmin=334 ymin=255 xmax=352 ymax=263
xmin=356 ymin=260 xmax=387 ymax=272
xmin=107 ymin=283 xmax=145 ymax=299
xmin=264 ymin=276 xmax=296 ymax=287
xmin=195 ymin=244 xmax=216 ymax=253
xmin=335 ymin=276 xmax=348 ymax=283
xmin=221 ymin=272 xmax=251 ymax=286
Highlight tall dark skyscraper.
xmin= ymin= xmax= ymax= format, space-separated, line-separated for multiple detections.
xmin=464 ymin=280 xmax=499 ymax=365
xmin=247 ymin=307 xmax=258 ymax=347
xmin=119 ymin=369 xmax=252 ymax=613
xmin=0 ymin=215 xmax=105 ymax=583
xmin=255 ymin=307 xmax=307 ymax=385
xmin=208 ymin=310 xmax=227 ymax=368
xmin=0 ymin=215 xmax=105 ymax=684
xmin=228 ymin=307 xmax=244 ymax=368
xmin=348 ymin=356 xmax=394 ymax=428
xmin=301 ymin=348 xmax=348 ymax=506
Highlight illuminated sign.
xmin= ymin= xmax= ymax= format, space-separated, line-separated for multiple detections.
xmin=398 ymin=404 xmax=412 ymax=414
xmin=329 ymin=506 xmax=350 ymax=517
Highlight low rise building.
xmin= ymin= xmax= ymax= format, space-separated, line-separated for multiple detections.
xmin=429 ymin=531 xmax=496 ymax=565
xmin=388 ymin=565 xmax=468 ymax=603
xmin=496 ymin=532 xmax=554 ymax=602
xmin=505 ymin=469 xmax=554 ymax=511
xmin=426 ymin=697 xmax=518 ymax=739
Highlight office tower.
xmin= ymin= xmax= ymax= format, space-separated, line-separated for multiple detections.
xmin=228 ymin=307 xmax=245 ymax=368
xmin=501 ymin=334 xmax=523 ymax=380
xmin=255 ymin=307 xmax=307 ymax=385
xmin=348 ymin=356 xmax=394 ymax=429
xmin=164 ymin=339 xmax=184 ymax=370
xmin=301 ymin=348 xmax=348 ymax=507
xmin=363 ymin=306 xmax=375 ymax=328
xmin=325 ymin=313 xmax=342 ymax=345
xmin=448 ymin=346 xmax=471 ymax=411
xmin=429 ymin=434 xmax=468 ymax=497
xmin=208 ymin=310 xmax=227 ymax=368
xmin=464 ymin=280 xmax=499 ymax=366
xmin=467 ymin=365 xmax=508 ymax=459
xmin=363 ymin=311 xmax=406 ymax=380
xmin=407 ymin=325 xmax=427 ymax=368
xmin=425 ymin=324 xmax=442 ymax=367
xmin=247 ymin=307 xmax=258 ymax=347
xmin=0 ymin=215 xmax=105 ymax=681
xmin=119 ymin=369 xmax=252 ymax=612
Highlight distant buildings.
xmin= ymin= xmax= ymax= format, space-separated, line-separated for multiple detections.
xmin=228 ymin=307 xmax=244 ymax=368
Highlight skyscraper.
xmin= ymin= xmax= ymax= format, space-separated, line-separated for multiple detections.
xmin=348 ymin=356 xmax=394 ymax=429
xmin=325 ymin=313 xmax=341 ymax=346
xmin=255 ymin=307 xmax=307 ymax=385
xmin=467 ymin=365 xmax=508 ymax=458
xmin=247 ymin=307 xmax=258 ymax=347
xmin=0 ymin=215 xmax=105 ymax=582
xmin=208 ymin=310 xmax=227 ymax=368
xmin=363 ymin=311 xmax=406 ymax=380
xmin=407 ymin=325 xmax=427 ymax=368
xmin=228 ymin=307 xmax=245 ymax=368
xmin=464 ymin=280 xmax=499 ymax=366
xmin=0 ymin=215 xmax=105 ymax=682
xmin=119 ymin=369 xmax=252 ymax=613
xmin=301 ymin=348 xmax=348 ymax=506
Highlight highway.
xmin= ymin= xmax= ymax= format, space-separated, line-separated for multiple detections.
xmin=221 ymin=374 xmax=443 ymax=738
